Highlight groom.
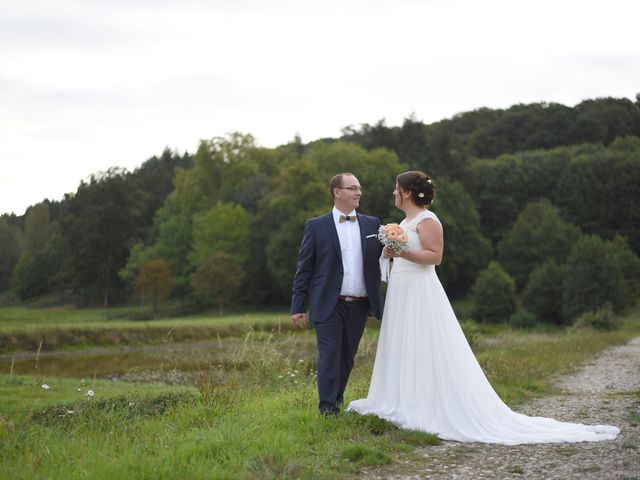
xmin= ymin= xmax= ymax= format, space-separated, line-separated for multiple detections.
xmin=291 ymin=173 xmax=383 ymax=415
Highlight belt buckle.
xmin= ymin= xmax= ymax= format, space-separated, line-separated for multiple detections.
xmin=345 ymin=296 xmax=355 ymax=302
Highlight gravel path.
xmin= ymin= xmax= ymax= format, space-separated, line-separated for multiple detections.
xmin=361 ymin=337 xmax=640 ymax=480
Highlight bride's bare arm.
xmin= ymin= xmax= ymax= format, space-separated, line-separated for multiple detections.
xmin=390 ymin=219 xmax=443 ymax=265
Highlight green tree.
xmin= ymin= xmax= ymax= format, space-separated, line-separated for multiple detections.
xmin=521 ymin=259 xmax=565 ymax=325
xmin=10 ymin=253 xmax=33 ymax=300
xmin=471 ymin=262 xmax=517 ymax=323
xmin=118 ymin=241 xmax=151 ymax=286
xmin=167 ymin=132 xmax=261 ymax=215
xmin=556 ymin=137 xmax=640 ymax=253
xmin=0 ymin=218 xmax=23 ymax=291
xmin=10 ymin=231 xmax=70 ymax=301
xmin=191 ymin=252 xmax=245 ymax=314
xmin=130 ymin=147 xmax=193 ymax=229
xmin=607 ymin=235 xmax=640 ymax=308
xmin=134 ymin=259 xmax=175 ymax=312
xmin=60 ymin=167 xmax=146 ymax=306
xmin=188 ymin=202 xmax=251 ymax=268
xmin=574 ymin=97 xmax=639 ymax=145
xmin=260 ymin=159 xmax=328 ymax=296
xmin=150 ymin=209 xmax=194 ymax=305
xmin=431 ymin=180 xmax=493 ymax=296
xmin=39 ymin=233 xmax=72 ymax=300
xmin=466 ymin=154 xmax=528 ymax=244
xmin=23 ymin=202 xmax=56 ymax=253
xmin=497 ymin=200 xmax=580 ymax=289
xmin=562 ymin=235 xmax=624 ymax=321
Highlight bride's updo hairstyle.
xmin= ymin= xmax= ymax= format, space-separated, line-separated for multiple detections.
xmin=397 ymin=170 xmax=435 ymax=207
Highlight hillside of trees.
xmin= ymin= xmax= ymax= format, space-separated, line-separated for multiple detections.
xmin=1 ymin=95 xmax=639 ymax=326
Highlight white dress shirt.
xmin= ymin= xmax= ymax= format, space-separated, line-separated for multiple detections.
xmin=332 ymin=207 xmax=367 ymax=297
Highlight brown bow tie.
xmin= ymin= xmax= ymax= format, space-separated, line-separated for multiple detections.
xmin=339 ymin=215 xmax=356 ymax=223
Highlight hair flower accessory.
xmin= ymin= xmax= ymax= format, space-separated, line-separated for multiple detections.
xmin=427 ymin=179 xmax=433 ymax=184
xmin=418 ymin=192 xmax=425 ymax=198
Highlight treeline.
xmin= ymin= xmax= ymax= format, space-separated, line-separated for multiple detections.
xmin=1 ymin=95 xmax=639 ymax=327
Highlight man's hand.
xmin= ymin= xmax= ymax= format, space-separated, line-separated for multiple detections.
xmin=291 ymin=313 xmax=309 ymax=328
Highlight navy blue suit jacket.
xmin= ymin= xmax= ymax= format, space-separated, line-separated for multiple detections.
xmin=290 ymin=212 xmax=383 ymax=324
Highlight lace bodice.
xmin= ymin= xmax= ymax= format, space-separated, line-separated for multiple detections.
xmin=400 ymin=209 xmax=441 ymax=235
xmin=393 ymin=210 xmax=440 ymax=273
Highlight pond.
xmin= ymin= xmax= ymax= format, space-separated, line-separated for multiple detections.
xmin=0 ymin=333 xmax=320 ymax=385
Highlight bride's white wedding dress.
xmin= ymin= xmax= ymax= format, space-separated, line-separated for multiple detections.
xmin=347 ymin=210 xmax=619 ymax=444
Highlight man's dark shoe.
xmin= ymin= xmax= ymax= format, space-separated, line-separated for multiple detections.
xmin=320 ymin=407 xmax=340 ymax=417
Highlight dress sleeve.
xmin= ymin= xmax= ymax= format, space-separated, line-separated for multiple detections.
xmin=415 ymin=209 xmax=441 ymax=228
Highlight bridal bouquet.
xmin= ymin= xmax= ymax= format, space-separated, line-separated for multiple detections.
xmin=377 ymin=223 xmax=408 ymax=252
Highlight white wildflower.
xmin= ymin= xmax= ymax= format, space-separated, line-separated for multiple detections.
xmin=86 ymin=390 xmax=94 ymax=397
xmin=41 ymin=384 xmax=50 ymax=390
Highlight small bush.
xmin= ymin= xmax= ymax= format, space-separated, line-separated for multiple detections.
xmin=571 ymin=304 xmax=620 ymax=331
xmin=509 ymin=309 xmax=538 ymax=329
xmin=471 ymin=262 xmax=517 ymax=323
xmin=562 ymin=235 xmax=624 ymax=321
xmin=608 ymin=235 xmax=640 ymax=308
xmin=522 ymin=259 xmax=565 ymax=325
xmin=497 ymin=200 xmax=580 ymax=288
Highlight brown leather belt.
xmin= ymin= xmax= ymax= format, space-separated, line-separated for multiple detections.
xmin=338 ymin=295 xmax=368 ymax=303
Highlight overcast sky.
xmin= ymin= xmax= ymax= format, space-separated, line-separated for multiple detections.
xmin=1 ymin=0 xmax=639 ymax=216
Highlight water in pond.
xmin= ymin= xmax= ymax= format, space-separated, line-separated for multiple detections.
xmin=0 ymin=334 xmax=319 ymax=385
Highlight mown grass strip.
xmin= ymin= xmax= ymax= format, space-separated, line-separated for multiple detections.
xmin=0 ymin=310 xmax=295 ymax=354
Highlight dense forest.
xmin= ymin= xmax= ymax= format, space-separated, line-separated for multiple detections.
xmin=1 ymin=95 xmax=639 ymax=325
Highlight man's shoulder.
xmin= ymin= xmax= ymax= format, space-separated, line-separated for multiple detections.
xmin=305 ymin=212 xmax=332 ymax=229
xmin=307 ymin=212 xmax=332 ymax=223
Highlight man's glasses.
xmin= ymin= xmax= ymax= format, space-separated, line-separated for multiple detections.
xmin=336 ymin=186 xmax=362 ymax=192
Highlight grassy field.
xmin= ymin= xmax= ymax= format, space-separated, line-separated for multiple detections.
xmin=0 ymin=306 xmax=290 ymax=329
xmin=0 ymin=306 xmax=639 ymax=479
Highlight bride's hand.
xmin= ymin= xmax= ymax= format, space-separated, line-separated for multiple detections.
xmin=383 ymin=246 xmax=400 ymax=258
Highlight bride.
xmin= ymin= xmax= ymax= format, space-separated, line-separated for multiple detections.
xmin=346 ymin=170 xmax=619 ymax=444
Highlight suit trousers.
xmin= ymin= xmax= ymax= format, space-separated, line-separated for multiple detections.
xmin=314 ymin=299 xmax=369 ymax=414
